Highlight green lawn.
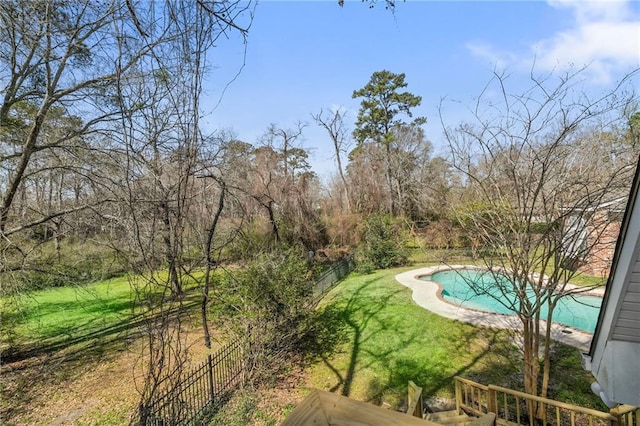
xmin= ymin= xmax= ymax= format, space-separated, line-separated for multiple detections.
xmin=1 ymin=276 xmax=135 ymax=350
xmin=305 ymin=266 xmax=606 ymax=410
xmin=0 ymin=271 xmax=206 ymax=357
xmin=1 ymin=261 xmax=608 ymax=423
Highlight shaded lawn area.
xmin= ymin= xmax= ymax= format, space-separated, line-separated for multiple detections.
xmin=1 ymin=276 xmax=135 ymax=352
xmin=0 ymin=273 xmax=203 ymax=360
xmin=0 ymin=274 xmax=214 ymax=425
xmin=305 ymin=266 xmax=604 ymax=411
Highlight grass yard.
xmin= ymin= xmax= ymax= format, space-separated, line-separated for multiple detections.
xmin=1 ymin=263 xmax=609 ymax=424
xmin=2 ymin=276 xmax=135 ymax=350
xmin=0 ymin=273 xmax=218 ymax=425
xmin=0 ymin=270 xmax=208 ymax=358
xmin=1 ymin=273 xmax=142 ymax=425
xmin=302 ymin=266 xmax=606 ymax=411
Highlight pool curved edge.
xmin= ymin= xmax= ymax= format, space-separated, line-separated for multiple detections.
xmin=395 ymin=265 xmax=593 ymax=352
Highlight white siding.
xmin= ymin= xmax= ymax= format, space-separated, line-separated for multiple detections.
xmin=610 ymin=253 xmax=640 ymax=342
xmin=593 ymin=340 xmax=640 ymax=407
xmin=588 ymin=162 xmax=640 ymax=407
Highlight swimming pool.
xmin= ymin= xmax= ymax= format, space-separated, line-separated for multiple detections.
xmin=424 ymin=269 xmax=602 ymax=333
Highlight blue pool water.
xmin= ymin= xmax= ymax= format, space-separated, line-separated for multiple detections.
xmin=425 ymin=269 xmax=602 ymax=333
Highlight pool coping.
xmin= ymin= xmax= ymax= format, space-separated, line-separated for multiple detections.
xmin=395 ymin=265 xmax=600 ymax=352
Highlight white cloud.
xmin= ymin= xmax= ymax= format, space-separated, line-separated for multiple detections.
xmin=468 ymin=0 xmax=640 ymax=84
xmin=547 ymin=0 xmax=631 ymax=22
xmin=466 ymin=42 xmax=517 ymax=70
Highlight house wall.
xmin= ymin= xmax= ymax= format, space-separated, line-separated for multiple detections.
xmin=611 ymin=261 xmax=640 ymax=343
xmin=591 ymin=249 xmax=640 ymax=406
xmin=587 ymin=181 xmax=640 ymax=407
xmin=591 ymin=340 xmax=640 ymax=406
xmin=579 ymin=211 xmax=621 ymax=277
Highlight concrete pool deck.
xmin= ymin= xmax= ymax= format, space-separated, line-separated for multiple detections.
xmin=395 ymin=265 xmax=599 ymax=352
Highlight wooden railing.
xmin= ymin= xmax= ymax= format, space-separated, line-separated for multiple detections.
xmin=456 ymin=376 xmax=490 ymax=417
xmin=455 ymin=376 xmax=639 ymax=426
xmin=610 ymin=405 xmax=640 ymax=426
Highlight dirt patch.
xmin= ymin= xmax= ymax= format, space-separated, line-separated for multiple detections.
xmin=50 ymin=407 xmax=89 ymax=425
xmin=253 ymin=363 xmax=310 ymax=423
xmin=208 ymin=362 xmax=311 ymax=425
xmin=2 ymin=339 xmax=140 ymax=425
xmin=1 ymin=326 xmax=222 ymax=425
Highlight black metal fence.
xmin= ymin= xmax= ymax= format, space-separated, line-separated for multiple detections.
xmin=140 ymin=338 xmax=246 ymax=425
xmin=139 ymin=256 xmax=355 ymax=425
xmin=311 ymin=256 xmax=355 ymax=306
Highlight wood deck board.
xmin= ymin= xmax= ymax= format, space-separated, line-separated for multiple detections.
xmin=282 ymin=389 xmax=439 ymax=425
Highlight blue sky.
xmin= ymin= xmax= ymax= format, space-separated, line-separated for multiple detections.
xmin=200 ymin=0 xmax=640 ymax=179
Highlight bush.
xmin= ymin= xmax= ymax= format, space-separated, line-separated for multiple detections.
xmin=3 ymin=239 xmax=126 ymax=292
xmin=224 ymin=225 xmax=276 ymax=261
xmin=356 ymin=214 xmax=410 ymax=271
xmin=421 ymin=219 xmax=465 ymax=249
xmin=323 ymin=212 xmax=363 ymax=248
xmin=216 ymin=245 xmax=316 ymax=384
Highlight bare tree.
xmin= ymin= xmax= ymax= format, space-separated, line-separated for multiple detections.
xmin=0 ymin=0 xmax=253 ymax=276
xmin=345 ymin=122 xmax=440 ymax=220
xmin=442 ymin=67 xmax=638 ymax=406
xmin=0 ymin=3 xmax=254 ymax=424
xmin=386 ymin=123 xmax=436 ymax=219
xmin=346 ymin=142 xmax=388 ymax=215
xmin=1 ymin=0 xmax=150 ymax=240
xmin=247 ymin=123 xmax=326 ymax=249
xmin=110 ymin=3 xmax=253 ymax=423
xmin=313 ymin=107 xmax=352 ymax=212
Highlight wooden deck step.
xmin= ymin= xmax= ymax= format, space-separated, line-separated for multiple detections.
xmin=424 ymin=410 xmax=473 ymax=425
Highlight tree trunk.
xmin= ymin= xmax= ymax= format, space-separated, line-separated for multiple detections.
xmin=266 ymin=200 xmax=280 ymax=243
xmin=202 ymin=183 xmax=225 ymax=349
xmin=336 ymin=154 xmax=351 ymax=212
xmin=540 ymin=301 xmax=557 ymax=401
xmin=1 ymin=103 xmax=49 ymax=233
xmin=522 ymin=317 xmax=539 ymax=396
xmin=385 ymin=143 xmax=396 ymax=215
xmin=160 ymin=200 xmax=182 ymax=296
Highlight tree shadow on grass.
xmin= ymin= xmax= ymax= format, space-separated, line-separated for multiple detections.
xmin=365 ymin=326 xmax=514 ymax=407
xmin=306 ymin=272 xmax=526 ymax=409
xmin=2 ymin=294 xmax=199 ymax=363
xmin=1 ymin=296 xmax=202 ymax=424
xmin=309 ymin=274 xmax=418 ymax=398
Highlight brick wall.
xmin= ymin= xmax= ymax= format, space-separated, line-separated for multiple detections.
xmin=578 ymin=210 xmax=621 ymax=278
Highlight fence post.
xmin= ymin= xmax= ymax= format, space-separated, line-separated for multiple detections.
xmin=407 ymin=381 xmax=424 ymax=418
xmin=487 ymin=387 xmax=497 ymax=416
xmin=138 ymin=403 xmax=147 ymax=426
xmin=207 ymin=354 xmax=215 ymax=405
xmin=455 ymin=379 xmax=462 ymax=414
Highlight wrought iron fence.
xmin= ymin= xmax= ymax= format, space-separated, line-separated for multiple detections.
xmin=139 ymin=257 xmax=355 ymax=425
xmin=311 ymin=256 xmax=355 ymax=306
xmin=139 ymin=338 xmax=246 ymax=425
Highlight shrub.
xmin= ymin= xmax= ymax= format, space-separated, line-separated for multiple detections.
xmin=356 ymin=214 xmax=410 ymax=271
xmin=216 ymin=245 xmax=316 ymax=384
xmin=421 ymin=219 xmax=465 ymax=250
